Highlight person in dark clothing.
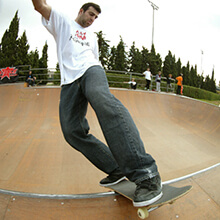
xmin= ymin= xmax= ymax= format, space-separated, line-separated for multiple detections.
xmin=166 ymin=74 xmax=172 ymax=92
xmin=26 ymin=71 xmax=36 ymax=86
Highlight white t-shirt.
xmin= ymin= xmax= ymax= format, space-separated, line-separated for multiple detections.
xmin=42 ymin=8 xmax=102 ymax=85
xmin=143 ymin=70 xmax=151 ymax=80
xmin=128 ymin=81 xmax=137 ymax=86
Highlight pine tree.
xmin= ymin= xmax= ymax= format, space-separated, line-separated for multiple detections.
xmin=148 ymin=44 xmax=162 ymax=75
xmin=108 ymin=46 xmax=117 ymax=70
xmin=141 ymin=47 xmax=150 ymax=73
xmin=210 ymin=68 xmax=216 ymax=93
xmin=54 ymin=62 xmax=60 ymax=85
xmin=163 ymin=51 xmax=172 ymax=77
xmin=28 ymin=49 xmax=39 ymax=68
xmin=198 ymin=74 xmax=204 ymax=89
xmin=115 ymin=36 xmax=128 ymax=71
xmin=16 ymin=31 xmax=30 ymax=65
xmin=189 ymin=66 xmax=196 ymax=87
xmin=176 ymin=58 xmax=182 ymax=76
xmin=96 ymin=31 xmax=110 ymax=69
xmin=0 ymin=11 xmax=19 ymax=67
xmin=163 ymin=51 xmax=177 ymax=78
xmin=38 ymin=42 xmax=48 ymax=83
xmin=202 ymin=75 xmax=211 ymax=91
xmin=128 ymin=42 xmax=142 ymax=73
xmin=39 ymin=42 xmax=48 ymax=69
xmin=182 ymin=62 xmax=190 ymax=85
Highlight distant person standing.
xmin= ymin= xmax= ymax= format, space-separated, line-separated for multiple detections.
xmin=166 ymin=74 xmax=172 ymax=92
xmin=155 ymin=71 xmax=162 ymax=92
xmin=143 ymin=67 xmax=152 ymax=90
xmin=176 ymin=73 xmax=183 ymax=95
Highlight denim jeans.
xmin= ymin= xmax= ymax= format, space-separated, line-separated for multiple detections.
xmin=59 ymin=65 xmax=159 ymax=183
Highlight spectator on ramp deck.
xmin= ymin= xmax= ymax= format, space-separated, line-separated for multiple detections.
xmin=143 ymin=67 xmax=152 ymax=90
xmin=176 ymin=73 xmax=183 ymax=95
xmin=25 ymin=71 xmax=36 ymax=87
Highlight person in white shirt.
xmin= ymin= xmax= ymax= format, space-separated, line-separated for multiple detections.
xmin=143 ymin=67 xmax=152 ymax=90
xmin=125 ymin=78 xmax=137 ymax=90
xmin=31 ymin=1 xmax=162 ymax=207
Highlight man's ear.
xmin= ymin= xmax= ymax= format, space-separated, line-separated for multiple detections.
xmin=78 ymin=8 xmax=84 ymax=15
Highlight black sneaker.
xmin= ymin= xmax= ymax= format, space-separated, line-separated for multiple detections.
xmin=133 ymin=175 xmax=163 ymax=207
xmin=99 ymin=169 xmax=126 ymax=187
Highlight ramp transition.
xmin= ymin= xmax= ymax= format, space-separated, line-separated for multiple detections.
xmin=0 ymin=84 xmax=219 ymax=219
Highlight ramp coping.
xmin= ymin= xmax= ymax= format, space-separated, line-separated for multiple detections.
xmin=163 ymin=163 xmax=220 ymax=185
xmin=0 ymin=163 xmax=219 ymax=199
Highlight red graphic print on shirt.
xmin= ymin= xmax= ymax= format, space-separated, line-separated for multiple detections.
xmin=75 ymin=31 xmax=86 ymax=40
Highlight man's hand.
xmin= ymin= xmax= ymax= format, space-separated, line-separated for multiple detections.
xmin=32 ymin=0 xmax=51 ymax=20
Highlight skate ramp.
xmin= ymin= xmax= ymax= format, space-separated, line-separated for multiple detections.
xmin=0 ymin=83 xmax=219 ymax=219
xmin=1 ymin=165 xmax=219 ymax=219
xmin=0 ymin=83 xmax=219 ymax=194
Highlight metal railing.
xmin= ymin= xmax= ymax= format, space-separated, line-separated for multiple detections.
xmin=16 ymin=66 xmax=177 ymax=92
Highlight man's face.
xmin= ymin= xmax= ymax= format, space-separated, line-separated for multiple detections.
xmin=77 ymin=6 xmax=99 ymax=28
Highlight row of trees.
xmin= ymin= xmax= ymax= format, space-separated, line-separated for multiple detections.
xmin=0 ymin=11 xmax=217 ymax=93
xmin=0 ymin=11 xmax=48 ymax=82
xmin=96 ymin=31 xmax=217 ymax=93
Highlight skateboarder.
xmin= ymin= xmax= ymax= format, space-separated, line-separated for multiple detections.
xmin=31 ymin=1 xmax=162 ymax=207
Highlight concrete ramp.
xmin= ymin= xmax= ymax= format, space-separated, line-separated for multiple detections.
xmin=0 ymin=84 xmax=219 ymax=219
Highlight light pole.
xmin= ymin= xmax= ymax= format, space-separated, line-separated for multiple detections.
xmin=148 ymin=0 xmax=159 ymax=46
xmin=201 ymin=50 xmax=203 ymax=75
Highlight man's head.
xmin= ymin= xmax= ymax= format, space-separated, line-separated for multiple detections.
xmin=75 ymin=2 xmax=101 ymax=28
xmin=81 ymin=2 xmax=101 ymax=14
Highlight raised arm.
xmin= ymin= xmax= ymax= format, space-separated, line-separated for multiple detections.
xmin=32 ymin=0 xmax=51 ymax=20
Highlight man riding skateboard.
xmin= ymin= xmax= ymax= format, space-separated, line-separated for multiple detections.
xmin=31 ymin=0 xmax=162 ymax=207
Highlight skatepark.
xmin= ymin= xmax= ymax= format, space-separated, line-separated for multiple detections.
xmin=0 ymin=83 xmax=219 ymax=219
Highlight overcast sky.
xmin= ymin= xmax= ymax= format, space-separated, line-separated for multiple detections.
xmin=0 ymin=0 xmax=220 ymax=83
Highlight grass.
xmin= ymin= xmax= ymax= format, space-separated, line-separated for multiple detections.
xmin=197 ymin=99 xmax=220 ymax=106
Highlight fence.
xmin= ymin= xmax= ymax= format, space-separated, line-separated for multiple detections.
xmin=16 ymin=66 xmax=177 ymax=92
xmin=106 ymin=70 xmax=176 ymax=92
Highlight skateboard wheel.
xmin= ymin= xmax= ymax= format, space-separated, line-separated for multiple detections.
xmin=137 ymin=207 xmax=149 ymax=219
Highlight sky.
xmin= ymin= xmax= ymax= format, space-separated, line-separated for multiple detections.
xmin=0 ymin=0 xmax=220 ymax=83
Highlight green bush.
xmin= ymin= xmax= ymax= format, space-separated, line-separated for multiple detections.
xmin=183 ymin=85 xmax=220 ymax=101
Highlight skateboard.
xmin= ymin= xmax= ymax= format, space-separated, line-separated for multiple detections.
xmin=104 ymin=179 xmax=192 ymax=219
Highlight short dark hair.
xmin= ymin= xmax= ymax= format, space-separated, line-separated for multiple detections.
xmin=81 ymin=2 xmax=101 ymax=14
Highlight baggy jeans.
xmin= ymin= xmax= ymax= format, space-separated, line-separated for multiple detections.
xmin=59 ymin=65 xmax=159 ymax=183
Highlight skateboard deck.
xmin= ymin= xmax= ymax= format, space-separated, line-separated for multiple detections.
xmin=105 ymin=179 xmax=192 ymax=219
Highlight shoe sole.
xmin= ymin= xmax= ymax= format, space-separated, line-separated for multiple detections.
xmin=99 ymin=176 xmax=126 ymax=187
xmin=133 ymin=192 xmax=163 ymax=207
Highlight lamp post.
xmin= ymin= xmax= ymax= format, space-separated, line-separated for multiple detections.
xmin=148 ymin=0 xmax=159 ymax=46
xmin=201 ymin=50 xmax=204 ymax=75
